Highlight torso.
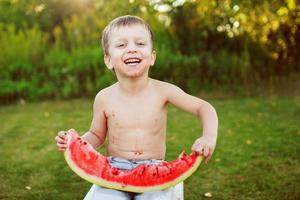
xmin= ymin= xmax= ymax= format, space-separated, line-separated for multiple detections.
xmin=103 ymin=79 xmax=168 ymax=160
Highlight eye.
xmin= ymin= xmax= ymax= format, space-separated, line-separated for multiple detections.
xmin=116 ymin=43 xmax=125 ymax=47
xmin=137 ymin=42 xmax=145 ymax=46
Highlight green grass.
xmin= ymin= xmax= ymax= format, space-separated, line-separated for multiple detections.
xmin=0 ymin=96 xmax=299 ymax=200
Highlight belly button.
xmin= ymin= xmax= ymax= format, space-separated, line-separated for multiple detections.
xmin=134 ymin=151 xmax=143 ymax=155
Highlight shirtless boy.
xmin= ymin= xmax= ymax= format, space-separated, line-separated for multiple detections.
xmin=55 ymin=15 xmax=218 ymax=200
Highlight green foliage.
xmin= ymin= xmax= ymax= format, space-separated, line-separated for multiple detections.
xmin=0 ymin=22 xmax=114 ymax=102
xmin=153 ymin=45 xmax=200 ymax=89
xmin=0 ymin=0 xmax=299 ymax=102
xmin=0 ymin=23 xmax=45 ymax=68
xmin=42 ymin=46 xmax=115 ymax=99
xmin=0 ymin=23 xmax=45 ymax=101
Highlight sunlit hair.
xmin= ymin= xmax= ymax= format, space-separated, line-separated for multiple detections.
xmin=101 ymin=15 xmax=154 ymax=55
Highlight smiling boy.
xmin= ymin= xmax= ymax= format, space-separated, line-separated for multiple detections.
xmin=55 ymin=15 xmax=218 ymax=200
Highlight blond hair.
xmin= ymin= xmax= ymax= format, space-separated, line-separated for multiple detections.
xmin=101 ymin=15 xmax=154 ymax=55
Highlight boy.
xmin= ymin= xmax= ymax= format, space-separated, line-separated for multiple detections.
xmin=55 ymin=15 xmax=218 ymax=200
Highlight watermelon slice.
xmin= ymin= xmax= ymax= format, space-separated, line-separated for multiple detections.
xmin=64 ymin=129 xmax=202 ymax=193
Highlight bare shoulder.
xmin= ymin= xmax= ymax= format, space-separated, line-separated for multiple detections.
xmin=150 ymin=79 xmax=178 ymax=90
xmin=151 ymin=79 xmax=208 ymax=115
xmin=150 ymin=78 xmax=183 ymax=95
xmin=94 ymin=83 xmax=117 ymax=105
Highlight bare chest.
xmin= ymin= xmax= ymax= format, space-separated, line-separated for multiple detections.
xmin=105 ymin=97 xmax=167 ymax=129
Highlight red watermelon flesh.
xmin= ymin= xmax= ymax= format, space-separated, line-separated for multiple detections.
xmin=64 ymin=130 xmax=202 ymax=193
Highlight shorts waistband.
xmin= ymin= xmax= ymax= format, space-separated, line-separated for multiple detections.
xmin=108 ymin=156 xmax=162 ymax=165
xmin=107 ymin=156 xmax=163 ymax=170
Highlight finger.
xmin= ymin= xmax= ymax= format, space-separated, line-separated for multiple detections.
xmin=205 ymin=148 xmax=215 ymax=164
xmin=57 ymin=142 xmax=67 ymax=149
xmin=67 ymin=128 xmax=75 ymax=133
xmin=205 ymin=150 xmax=211 ymax=164
xmin=192 ymin=144 xmax=204 ymax=155
xmin=205 ymin=154 xmax=212 ymax=164
xmin=55 ymin=135 xmax=63 ymax=142
xmin=203 ymin=146 xmax=210 ymax=157
xmin=58 ymin=131 xmax=67 ymax=138
xmin=58 ymin=147 xmax=66 ymax=152
xmin=55 ymin=136 xmax=67 ymax=144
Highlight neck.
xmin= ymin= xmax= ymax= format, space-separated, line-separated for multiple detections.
xmin=117 ymin=73 xmax=150 ymax=95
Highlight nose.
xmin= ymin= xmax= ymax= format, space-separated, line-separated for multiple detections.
xmin=127 ymin=42 xmax=137 ymax=53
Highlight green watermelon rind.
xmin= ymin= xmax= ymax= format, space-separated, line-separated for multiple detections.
xmin=64 ymin=132 xmax=203 ymax=193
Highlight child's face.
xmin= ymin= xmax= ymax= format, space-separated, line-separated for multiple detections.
xmin=104 ymin=24 xmax=156 ymax=78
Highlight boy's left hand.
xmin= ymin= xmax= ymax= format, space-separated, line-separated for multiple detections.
xmin=191 ymin=136 xmax=216 ymax=164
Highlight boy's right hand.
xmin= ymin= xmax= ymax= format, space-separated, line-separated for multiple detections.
xmin=55 ymin=131 xmax=68 ymax=152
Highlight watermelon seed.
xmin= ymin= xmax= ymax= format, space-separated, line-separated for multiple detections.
xmin=83 ymin=142 xmax=87 ymax=145
xmin=155 ymin=166 xmax=159 ymax=177
xmin=112 ymin=169 xmax=119 ymax=175
xmin=139 ymin=166 xmax=146 ymax=175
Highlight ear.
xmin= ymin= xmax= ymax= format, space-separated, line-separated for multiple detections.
xmin=104 ymin=54 xmax=114 ymax=70
xmin=150 ymin=50 xmax=156 ymax=66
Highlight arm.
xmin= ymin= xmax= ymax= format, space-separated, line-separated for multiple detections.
xmin=55 ymin=90 xmax=107 ymax=151
xmin=163 ymin=82 xmax=218 ymax=163
xmin=81 ymin=91 xmax=107 ymax=149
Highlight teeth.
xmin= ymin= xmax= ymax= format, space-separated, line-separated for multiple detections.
xmin=124 ymin=58 xmax=141 ymax=64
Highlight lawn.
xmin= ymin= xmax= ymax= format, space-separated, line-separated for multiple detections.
xmin=0 ymin=96 xmax=299 ymax=200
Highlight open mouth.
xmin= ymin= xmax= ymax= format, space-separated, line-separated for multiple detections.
xmin=123 ymin=57 xmax=142 ymax=66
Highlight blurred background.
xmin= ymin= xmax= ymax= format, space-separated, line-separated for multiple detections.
xmin=0 ymin=0 xmax=299 ymax=103
xmin=0 ymin=1 xmax=299 ymax=200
